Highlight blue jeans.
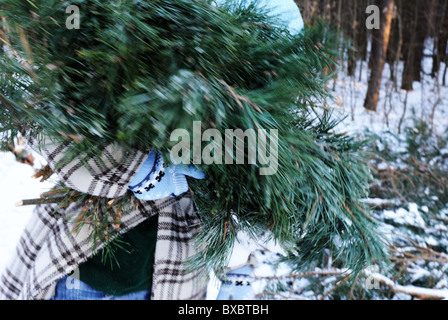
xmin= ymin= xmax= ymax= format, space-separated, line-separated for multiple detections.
xmin=51 ymin=275 xmax=150 ymax=300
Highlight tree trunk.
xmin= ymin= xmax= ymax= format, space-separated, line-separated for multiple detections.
xmin=431 ymin=0 xmax=448 ymax=77
xmin=386 ymin=0 xmax=403 ymax=85
xmin=347 ymin=0 xmax=358 ymax=76
xmin=412 ymin=1 xmax=429 ymax=82
xmin=295 ymin=0 xmax=313 ymax=25
xmin=401 ymin=0 xmax=420 ymax=91
xmin=364 ymin=0 xmax=395 ymax=111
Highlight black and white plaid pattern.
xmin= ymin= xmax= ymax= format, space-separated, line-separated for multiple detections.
xmin=0 ymin=135 xmax=206 ymax=300
xmin=24 ymin=133 xmax=148 ymax=199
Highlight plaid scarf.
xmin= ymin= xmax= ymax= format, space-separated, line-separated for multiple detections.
xmin=0 ymin=134 xmax=206 ymax=300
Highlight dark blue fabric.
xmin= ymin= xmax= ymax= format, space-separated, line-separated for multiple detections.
xmin=51 ymin=275 xmax=150 ymax=300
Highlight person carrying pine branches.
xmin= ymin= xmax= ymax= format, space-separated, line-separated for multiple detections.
xmin=0 ymin=0 xmax=388 ymax=300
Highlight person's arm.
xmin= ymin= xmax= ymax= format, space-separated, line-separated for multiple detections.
xmin=24 ymin=132 xmax=148 ymax=199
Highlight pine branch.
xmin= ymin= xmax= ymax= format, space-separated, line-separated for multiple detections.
xmin=254 ymin=268 xmax=347 ymax=281
xmin=0 ymin=0 xmax=387 ymax=278
xmin=15 ymin=197 xmax=65 ymax=207
xmin=0 ymin=94 xmax=20 ymax=125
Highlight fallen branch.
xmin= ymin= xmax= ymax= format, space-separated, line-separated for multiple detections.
xmin=389 ymin=237 xmax=448 ymax=264
xmin=371 ymin=273 xmax=448 ymax=300
xmin=360 ymin=198 xmax=399 ymax=209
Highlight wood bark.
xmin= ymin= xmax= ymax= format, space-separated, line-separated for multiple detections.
xmin=401 ymin=0 xmax=420 ymax=91
xmin=431 ymin=0 xmax=448 ymax=77
xmin=364 ymin=0 xmax=395 ymax=111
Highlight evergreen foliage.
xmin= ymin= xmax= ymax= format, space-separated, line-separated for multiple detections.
xmin=0 ymin=0 xmax=388 ymax=279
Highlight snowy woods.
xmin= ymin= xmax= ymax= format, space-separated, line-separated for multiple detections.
xmin=297 ymin=0 xmax=448 ymax=94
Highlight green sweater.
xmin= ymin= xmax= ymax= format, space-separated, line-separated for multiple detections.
xmin=78 ymin=214 xmax=158 ymax=296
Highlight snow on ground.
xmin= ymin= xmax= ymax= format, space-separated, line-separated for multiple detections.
xmin=332 ymin=50 xmax=448 ymax=137
xmin=0 ymin=151 xmax=54 ymax=274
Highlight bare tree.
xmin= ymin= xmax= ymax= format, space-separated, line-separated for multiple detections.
xmin=364 ymin=0 xmax=395 ymax=111
xmin=401 ymin=0 xmax=428 ymax=91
